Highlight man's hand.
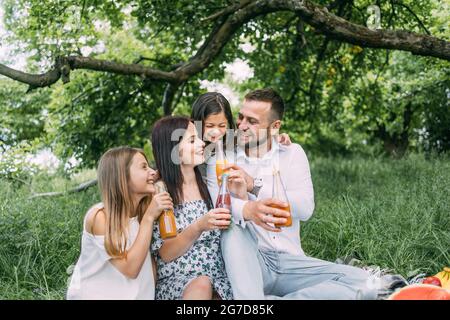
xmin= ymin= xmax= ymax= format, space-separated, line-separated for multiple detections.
xmin=242 ymin=199 xmax=289 ymax=232
xmin=223 ymin=163 xmax=254 ymax=192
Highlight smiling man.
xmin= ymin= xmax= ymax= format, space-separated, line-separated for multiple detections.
xmin=207 ymin=88 xmax=378 ymax=300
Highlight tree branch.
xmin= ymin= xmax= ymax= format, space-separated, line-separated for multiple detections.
xmin=0 ymin=60 xmax=61 ymax=89
xmin=295 ymin=17 xmax=307 ymax=48
xmin=280 ymin=0 xmax=448 ymax=59
xmin=387 ymin=0 xmax=397 ymax=29
xmin=0 ymin=0 xmax=449 ymax=90
xmin=162 ymin=83 xmax=179 ymax=116
xmin=202 ymin=0 xmax=253 ymax=22
xmin=174 ymin=82 xmax=187 ymax=110
xmin=308 ymin=37 xmax=330 ymax=98
xmin=0 ymin=55 xmax=178 ymax=88
xmin=374 ymin=50 xmax=391 ymax=85
xmin=308 ymin=0 xmax=350 ymax=99
xmin=392 ymin=0 xmax=431 ymax=36
xmin=0 ymin=136 xmax=7 ymax=152
xmin=67 ymin=56 xmax=177 ymax=81
xmin=28 ymin=179 xmax=97 ymax=199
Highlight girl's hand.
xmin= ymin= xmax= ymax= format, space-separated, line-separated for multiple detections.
xmin=223 ymin=164 xmax=252 ymax=196
xmin=196 ymin=208 xmax=231 ymax=232
xmin=278 ymin=133 xmax=292 ymax=145
xmin=144 ymin=192 xmax=174 ymax=222
xmin=226 ymin=170 xmax=249 ymax=200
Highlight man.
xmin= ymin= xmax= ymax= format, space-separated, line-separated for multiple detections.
xmin=206 ymin=88 xmax=378 ymax=300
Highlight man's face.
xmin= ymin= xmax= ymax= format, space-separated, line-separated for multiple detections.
xmin=237 ymin=99 xmax=273 ymax=149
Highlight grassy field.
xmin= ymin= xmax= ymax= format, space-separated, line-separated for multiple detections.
xmin=0 ymin=154 xmax=449 ymax=299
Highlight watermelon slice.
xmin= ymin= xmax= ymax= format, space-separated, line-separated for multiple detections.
xmin=389 ymin=284 xmax=450 ymax=300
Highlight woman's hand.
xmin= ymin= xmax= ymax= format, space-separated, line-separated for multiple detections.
xmin=144 ymin=192 xmax=174 ymax=222
xmin=196 ymin=208 xmax=231 ymax=232
xmin=278 ymin=133 xmax=292 ymax=145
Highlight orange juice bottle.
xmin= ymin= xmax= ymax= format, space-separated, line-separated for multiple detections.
xmin=215 ymin=139 xmax=229 ymax=185
xmin=271 ymin=168 xmax=292 ymax=228
xmin=159 ymin=210 xmax=177 ymax=239
xmin=155 ymin=181 xmax=177 ymax=239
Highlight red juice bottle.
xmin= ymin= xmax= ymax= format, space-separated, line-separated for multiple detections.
xmin=215 ymin=173 xmax=231 ymax=212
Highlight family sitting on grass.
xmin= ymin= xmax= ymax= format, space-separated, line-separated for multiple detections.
xmin=67 ymin=88 xmax=379 ymax=300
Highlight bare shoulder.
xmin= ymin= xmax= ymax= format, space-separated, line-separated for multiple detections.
xmin=85 ymin=203 xmax=106 ymax=236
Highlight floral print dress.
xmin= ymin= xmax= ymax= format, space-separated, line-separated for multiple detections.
xmin=151 ymin=200 xmax=233 ymax=300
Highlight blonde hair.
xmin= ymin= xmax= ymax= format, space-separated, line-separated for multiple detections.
xmin=97 ymin=146 xmax=152 ymax=259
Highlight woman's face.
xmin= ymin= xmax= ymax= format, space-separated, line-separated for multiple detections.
xmin=203 ymin=112 xmax=228 ymax=143
xmin=179 ymin=122 xmax=205 ymax=166
xmin=128 ymin=152 xmax=157 ymax=195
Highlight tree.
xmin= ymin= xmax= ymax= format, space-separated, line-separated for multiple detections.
xmin=0 ymin=0 xmax=448 ymax=164
xmin=1 ymin=0 xmax=449 ymax=93
xmin=0 ymin=79 xmax=49 ymax=150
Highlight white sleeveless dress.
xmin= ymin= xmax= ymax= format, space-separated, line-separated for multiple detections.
xmin=67 ymin=203 xmax=155 ymax=300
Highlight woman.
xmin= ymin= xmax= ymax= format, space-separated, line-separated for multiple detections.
xmin=67 ymin=147 xmax=173 ymax=300
xmin=150 ymin=116 xmax=248 ymax=300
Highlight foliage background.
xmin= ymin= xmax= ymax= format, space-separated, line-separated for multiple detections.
xmin=0 ymin=0 xmax=449 ymax=167
xmin=0 ymin=0 xmax=449 ymax=299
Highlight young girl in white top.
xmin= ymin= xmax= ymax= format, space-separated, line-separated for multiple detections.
xmin=67 ymin=146 xmax=173 ymax=300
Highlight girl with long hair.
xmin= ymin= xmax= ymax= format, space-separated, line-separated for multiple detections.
xmin=67 ymin=146 xmax=173 ymax=299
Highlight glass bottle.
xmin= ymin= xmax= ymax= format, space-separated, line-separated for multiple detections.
xmin=271 ymin=168 xmax=292 ymax=228
xmin=154 ymin=181 xmax=177 ymax=239
xmin=215 ymin=139 xmax=229 ymax=185
xmin=215 ymin=173 xmax=232 ymax=211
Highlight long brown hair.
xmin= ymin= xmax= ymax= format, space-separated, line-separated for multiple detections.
xmin=97 ymin=146 xmax=152 ymax=258
xmin=151 ymin=116 xmax=213 ymax=209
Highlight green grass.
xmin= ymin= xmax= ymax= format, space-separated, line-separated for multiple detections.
xmin=0 ymin=154 xmax=449 ymax=299
xmin=303 ymin=154 xmax=450 ymax=276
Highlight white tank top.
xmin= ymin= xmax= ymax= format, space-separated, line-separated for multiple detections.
xmin=66 ymin=203 xmax=155 ymax=300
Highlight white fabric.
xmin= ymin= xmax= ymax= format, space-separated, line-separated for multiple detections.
xmin=206 ymin=140 xmax=315 ymax=256
xmin=66 ymin=203 xmax=155 ymax=300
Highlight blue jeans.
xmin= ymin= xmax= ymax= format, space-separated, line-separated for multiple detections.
xmin=220 ymin=223 xmax=378 ymax=300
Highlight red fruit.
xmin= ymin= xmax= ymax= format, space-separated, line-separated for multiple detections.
xmin=389 ymin=284 xmax=450 ymax=300
xmin=422 ymin=276 xmax=442 ymax=287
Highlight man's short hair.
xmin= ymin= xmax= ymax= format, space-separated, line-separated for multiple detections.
xmin=244 ymin=88 xmax=285 ymax=121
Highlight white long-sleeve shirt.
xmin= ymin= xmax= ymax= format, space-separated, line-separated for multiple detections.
xmin=206 ymin=140 xmax=315 ymax=256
